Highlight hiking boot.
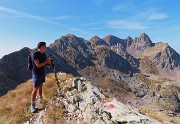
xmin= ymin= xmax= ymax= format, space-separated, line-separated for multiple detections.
xmin=30 ymin=103 xmax=36 ymax=113
xmin=36 ymin=96 xmax=43 ymax=101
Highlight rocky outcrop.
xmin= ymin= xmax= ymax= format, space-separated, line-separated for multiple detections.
xmin=26 ymin=76 xmax=161 ymax=124
xmin=150 ymin=44 xmax=180 ymax=70
xmin=157 ymin=84 xmax=180 ymax=112
xmin=94 ymin=45 xmax=138 ymax=74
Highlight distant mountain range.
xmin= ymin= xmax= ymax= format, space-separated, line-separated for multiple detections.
xmin=0 ymin=33 xmax=180 ymax=116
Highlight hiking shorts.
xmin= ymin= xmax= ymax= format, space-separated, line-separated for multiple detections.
xmin=32 ymin=73 xmax=45 ymax=87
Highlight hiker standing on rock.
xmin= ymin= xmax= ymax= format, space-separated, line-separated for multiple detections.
xmin=30 ymin=42 xmax=53 ymax=113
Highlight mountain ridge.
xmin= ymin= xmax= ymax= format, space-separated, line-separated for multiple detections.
xmin=0 ymin=33 xmax=179 ymax=95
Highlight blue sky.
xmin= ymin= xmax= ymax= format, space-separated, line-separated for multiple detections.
xmin=0 ymin=0 xmax=180 ymax=58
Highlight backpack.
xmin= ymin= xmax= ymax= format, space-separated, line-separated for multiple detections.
xmin=28 ymin=52 xmax=33 ymax=71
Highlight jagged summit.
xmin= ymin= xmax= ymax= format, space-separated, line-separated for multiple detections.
xmin=133 ymin=33 xmax=153 ymax=47
xmin=150 ymin=44 xmax=180 ymax=69
xmin=125 ymin=36 xmax=133 ymax=47
xmin=50 ymin=34 xmax=88 ymax=48
xmin=127 ymin=36 xmax=133 ymax=40
xmin=139 ymin=33 xmax=152 ymax=44
xmin=103 ymin=35 xmax=124 ymax=46
xmin=89 ymin=35 xmax=101 ymax=41
xmin=65 ymin=33 xmax=76 ymax=38
xmin=51 ymin=34 xmax=86 ymax=47
xmin=89 ymin=35 xmax=108 ymax=46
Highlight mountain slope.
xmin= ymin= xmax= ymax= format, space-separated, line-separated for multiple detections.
xmin=0 ymin=47 xmax=32 ymax=96
xmin=49 ymin=34 xmax=94 ymax=69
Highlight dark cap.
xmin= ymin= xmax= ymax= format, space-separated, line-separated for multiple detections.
xmin=37 ymin=42 xmax=46 ymax=49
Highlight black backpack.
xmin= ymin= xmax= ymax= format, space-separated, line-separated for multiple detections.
xmin=28 ymin=52 xmax=33 ymax=71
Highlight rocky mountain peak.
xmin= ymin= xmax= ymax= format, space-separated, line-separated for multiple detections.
xmin=135 ymin=33 xmax=152 ymax=45
xmin=139 ymin=33 xmax=152 ymax=42
xmin=89 ymin=36 xmax=108 ymax=46
xmin=92 ymin=35 xmax=101 ymax=39
xmin=125 ymin=36 xmax=133 ymax=47
xmin=89 ymin=36 xmax=101 ymax=43
xmin=64 ymin=34 xmax=82 ymax=43
xmin=103 ymin=35 xmax=124 ymax=46
xmin=127 ymin=33 xmax=153 ymax=53
xmin=54 ymin=34 xmax=86 ymax=46
xmin=103 ymin=35 xmax=118 ymax=42
xmin=150 ymin=44 xmax=180 ymax=69
xmin=127 ymin=36 xmax=133 ymax=40
xmin=52 ymin=34 xmax=87 ymax=48
xmin=103 ymin=34 xmax=114 ymax=40
xmin=65 ymin=34 xmax=76 ymax=38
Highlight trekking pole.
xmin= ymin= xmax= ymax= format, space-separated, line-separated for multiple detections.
xmin=50 ymin=55 xmax=62 ymax=96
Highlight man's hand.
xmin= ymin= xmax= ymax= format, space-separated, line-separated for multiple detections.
xmin=46 ymin=56 xmax=54 ymax=66
xmin=34 ymin=56 xmax=53 ymax=68
xmin=47 ymin=56 xmax=53 ymax=63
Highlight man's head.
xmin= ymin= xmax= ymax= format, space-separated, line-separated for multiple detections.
xmin=37 ymin=42 xmax=46 ymax=53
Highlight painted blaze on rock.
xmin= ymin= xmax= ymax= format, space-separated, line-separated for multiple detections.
xmin=61 ymin=77 xmax=161 ymax=124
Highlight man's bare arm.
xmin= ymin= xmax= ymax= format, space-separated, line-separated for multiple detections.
xmin=34 ymin=59 xmax=49 ymax=68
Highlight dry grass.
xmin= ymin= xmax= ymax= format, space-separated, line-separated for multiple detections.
xmin=0 ymin=73 xmax=74 ymax=124
xmin=44 ymin=101 xmax=67 ymax=124
xmin=100 ymin=97 xmax=114 ymax=104
xmin=139 ymin=106 xmax=164 ymax=123
xmin=0 ymin=79 xmax=33 ymax=124
xmin=139 ymin=105 xmax=180 ymax=124
xmin=140 ymin=56 xmax=160 ymax=75
xmin=137 ymin=73 xmax=161 ymax=92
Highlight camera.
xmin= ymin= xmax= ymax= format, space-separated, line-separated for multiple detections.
xmin=49 ymin=55 xmax=54 ymax=66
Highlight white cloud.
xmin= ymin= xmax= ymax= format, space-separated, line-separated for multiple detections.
xmin=0 ymin=6 xmax=93 ymax=36
xmin=148 ymin=13 xmax=168 ymax=20
xmin=0 ymin=6 xmax=57 ymax=24
xmin=0 ymin=6 xmax=70 ymax=22
xmin=108 ymin=20 xmax=148 ymax=30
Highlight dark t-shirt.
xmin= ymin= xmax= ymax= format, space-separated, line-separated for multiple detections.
xmin=32 ymin=51 xmax=46 ymax=76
